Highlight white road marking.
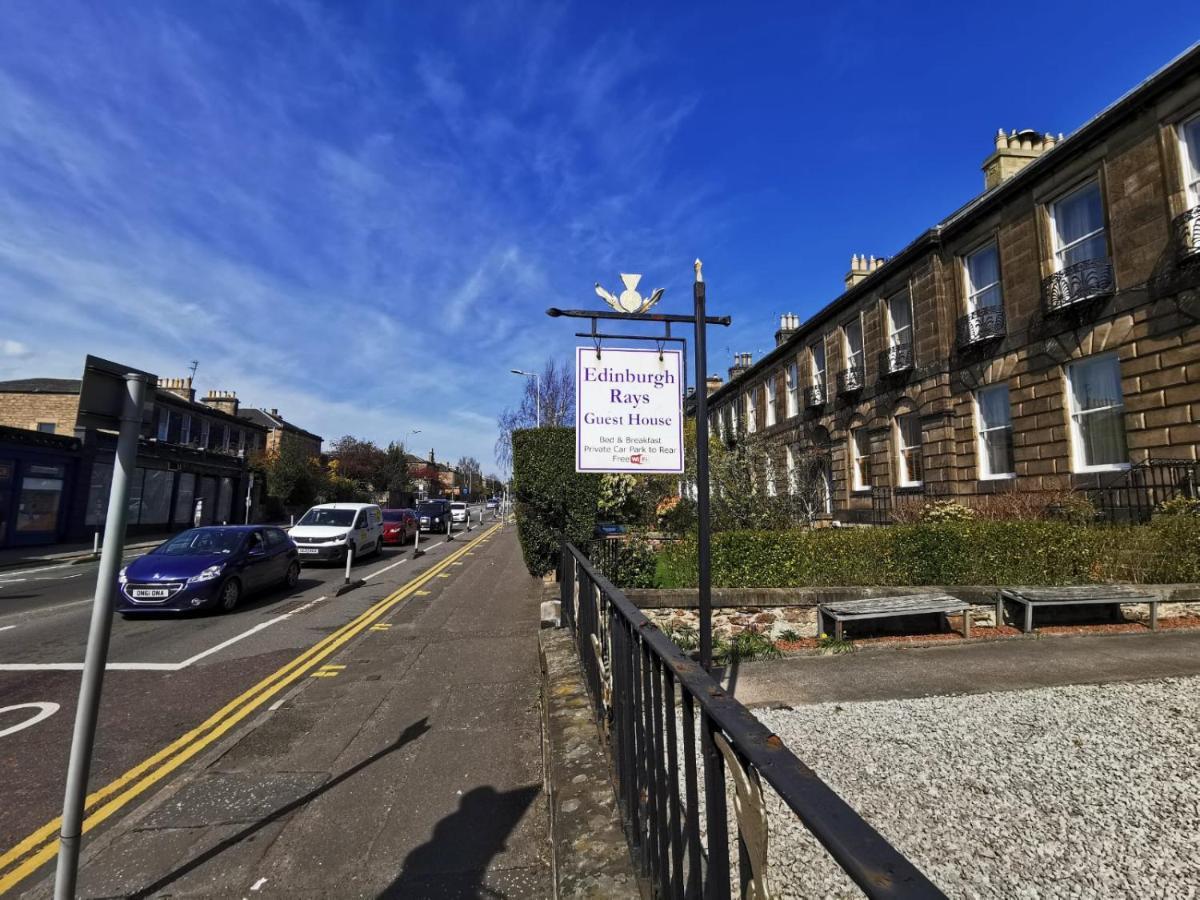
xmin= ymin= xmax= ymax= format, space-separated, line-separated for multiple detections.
xmin=0 ymin=578 xmax=27 ymax=584
xmin=250 ymin=877 xmax=268 ymax=891
xmin=0 ymin=702 xmax=60 ymax=738
xmin=0 ymin=595 xmax=331 ymax=672
xmin=0 ymin=625 xmax=15 ymax=633
xmin=267 ymin=698 xmax=286 ymax=712
xmin=364 ymin=557 xmax=408 ymax=580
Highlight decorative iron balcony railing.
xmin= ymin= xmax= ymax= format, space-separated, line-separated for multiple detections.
xmin=880 ymin=342 xmax=914 ymax=375
xmin=956 ymin=306 xmax=1007 ymax=346
xmin=1041 ymin=257 xmax=1114 ymax=314
xmin=804 ymin=382 xmax=827 ymax=408
xmin=1173 ymin=205 xmax=1200 ymax=258
xmin=836 ymin=366 xmax=865 ymax=395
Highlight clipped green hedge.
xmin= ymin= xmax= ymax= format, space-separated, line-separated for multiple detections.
xmin=657 ymin=517 xmax=1200 ymax=588
xmin=512 ymin=427 xmax=600 ymax=577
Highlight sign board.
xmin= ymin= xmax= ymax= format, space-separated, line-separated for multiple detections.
xmin=576 ymin=347 xmax=684 ymax=473
xmin=77 ymin=355 xmax=158 ymax=431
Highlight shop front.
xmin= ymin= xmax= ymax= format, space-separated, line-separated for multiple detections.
xmin=0 ymin=427 xmax=80 ymax=549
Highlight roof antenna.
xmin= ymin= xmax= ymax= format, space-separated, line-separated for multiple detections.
xmin=188 ymin=360 xmax=199 ymax=380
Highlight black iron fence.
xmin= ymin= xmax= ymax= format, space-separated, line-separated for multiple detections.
xmin=560 ymin=542 xmax=944 ymax=899
xmin=1090 ymin=459 xmax=1200 ymax=523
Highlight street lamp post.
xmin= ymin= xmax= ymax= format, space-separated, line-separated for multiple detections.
xmin=510 ymin=369 xmax=541 ymax=428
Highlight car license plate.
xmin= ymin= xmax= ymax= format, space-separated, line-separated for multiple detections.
xmin=297 ymin=547 xmax=319 ymax=554
xmin=131 ymin=588 xmax=170 ymax=598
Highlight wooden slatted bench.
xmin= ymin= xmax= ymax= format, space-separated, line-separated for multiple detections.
xmin=817 ymin=594 xmax=974 ymax=641
xmin=1000 ymin=585 xmax=1160 ymax=633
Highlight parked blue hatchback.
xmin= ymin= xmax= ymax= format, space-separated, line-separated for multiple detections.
xmin=117 ymin=525 xmax=300 ymax=615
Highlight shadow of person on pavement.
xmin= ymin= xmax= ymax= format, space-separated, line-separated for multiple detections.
xmin=127 ymin=717 xmax=432 ymax=899
xmin=381 ymin=783 xmax=541 ymax=898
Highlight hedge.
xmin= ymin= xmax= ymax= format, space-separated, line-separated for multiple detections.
xmin=512 ymin=427 xmax=601 ymax=577
xmin=656 ymin=517 xmax=1200 ymax=588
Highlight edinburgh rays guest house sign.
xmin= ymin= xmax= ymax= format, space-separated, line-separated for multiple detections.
xmin=576 ymin=346 xmax=684 ymax=474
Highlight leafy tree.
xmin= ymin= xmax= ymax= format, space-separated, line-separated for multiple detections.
xmin=328 ymin=435 xmax=387 ymax=489
xmin=377 ymin=442 xmax=413 ymax=494
xmin=495 ymin=357 xmax=575 ymax=468
xmin=252 ymin=443 xmax=326 ymax=512
xmin=413 ymin=463 xmax=444 ymax=498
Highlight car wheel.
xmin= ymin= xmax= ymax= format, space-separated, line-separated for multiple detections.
xmin=375 ymin=538 xmax=383 ymax=557
xmin=284 ymin=560 xmax=300 ymax=588
xmin=217 ymin=579 xmax=241 ymax=613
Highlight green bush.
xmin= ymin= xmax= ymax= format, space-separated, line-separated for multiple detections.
xmin=604 ymin=538 xmax=658 ymax=588
xmin=1157 ymin=496 xmax=1200 ymax=517
xmin=919 ymin=499 xmax=975 ymax=523
xmin=512 ymin=427 xmax=601 ymax=577
xmin=656 ymin=517 xmax=1200 ymax=588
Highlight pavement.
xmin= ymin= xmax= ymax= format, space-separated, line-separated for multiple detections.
xmin=2 ymin=514 xmax=552 ymax=897
xmin=0 ymin=534 xmax=171 ymax=572
xmin=721 ymin=628 xmax=1200 ymax=707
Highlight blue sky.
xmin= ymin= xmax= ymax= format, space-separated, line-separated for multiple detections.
xmin=0 ymin=1 xmax=1194 ymax=472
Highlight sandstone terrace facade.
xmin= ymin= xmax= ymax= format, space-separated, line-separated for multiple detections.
xmin=698 ymin=45 xmax=1200 ymax=523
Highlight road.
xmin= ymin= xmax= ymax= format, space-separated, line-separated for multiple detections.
xmin=0 ymin=508 xmax=501 ymax=895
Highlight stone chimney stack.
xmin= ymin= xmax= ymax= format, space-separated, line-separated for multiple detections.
xmin=160 ymin=377 xmax=195 ymax=403
xmin=982 ymin=128 xmax=1061 ymax=190
xmin=728 ymin=352 xmax=752 ymax=381
xmin=774 ymin=313 xmax=800 ymax=347
xmin=844 ymin=254 xmax=886 ymax=290
xmin=268 ymin=408 xmax=280 ymax=418
xmin=705 ymin=374 xmax=724 ymax=396
xmin=202 ymin=390 xmax=239 ymax=417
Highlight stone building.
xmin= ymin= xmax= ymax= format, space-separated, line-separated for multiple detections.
xmin=0 ymin=366 xmax=269 ymax=544
xmin=239 ymin=407 xmax=323 ymax=458
xmin=698 ymin=46 xmax=1200 ymax=523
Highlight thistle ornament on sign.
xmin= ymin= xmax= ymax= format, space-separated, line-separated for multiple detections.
xmin=595 ymin=273 xmax=664 ymax=314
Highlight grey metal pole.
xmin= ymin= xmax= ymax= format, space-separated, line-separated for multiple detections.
xmin=692 ymin=261 xmax=714 ymax=672
xmin=535 ymin=374 xmax=541 ymax=428
xmin=55 ymin=373 xmax=149 ymax=899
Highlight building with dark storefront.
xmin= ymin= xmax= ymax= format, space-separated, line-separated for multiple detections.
xmin=0 ymin=365 xmax=268 ymax=547
xmin=695 ymin=46 xmax=1200 ymax=524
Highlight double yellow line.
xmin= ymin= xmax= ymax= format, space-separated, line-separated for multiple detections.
xmin=0 ymin=523 xmax=502 ymax=895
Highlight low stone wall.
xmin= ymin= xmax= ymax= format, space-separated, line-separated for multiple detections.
xmin=627 ymin=585 xmax=1200 ymax=640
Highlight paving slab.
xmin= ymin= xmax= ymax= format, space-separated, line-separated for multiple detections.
xmin=725 ymin=628 xmax=1200 ymax=707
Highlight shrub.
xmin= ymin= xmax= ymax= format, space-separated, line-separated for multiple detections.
xmin=655 ymin=517 xmax=1200 ymax=588
xmin=919 ymin=499 xmax=975 ymax=523
xmin=1157 ymin=495 xmax=1200 ymax=517
xmin=605 ymin=538 xmax=658 ymax=588
xmin=715 ymin=629 xmax=781 ymax=665
xmin=512 ymin=427 xmax=600 ymax=577
xmin=661 ymin=624 xmax=699 ymax=652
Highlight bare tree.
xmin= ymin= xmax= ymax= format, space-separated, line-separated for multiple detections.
xmin=494 ymin=357 xmax=575 ymax=467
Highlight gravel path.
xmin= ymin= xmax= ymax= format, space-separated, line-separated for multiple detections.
xmin=752 ymin=677 xmax=1200 ymax=899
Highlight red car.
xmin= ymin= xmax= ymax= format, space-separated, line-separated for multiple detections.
xmin=381 ymin=508 xmax=418 ymax=545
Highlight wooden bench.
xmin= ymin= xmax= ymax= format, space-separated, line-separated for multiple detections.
xmin=817 ymin=594 xmax=976 ymax=641
xmin=1000 ymin=585 xmax=1160 ymax=633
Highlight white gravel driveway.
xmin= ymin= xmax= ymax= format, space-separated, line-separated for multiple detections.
xmin=753 ymin=677 xmax=1200 ymax=899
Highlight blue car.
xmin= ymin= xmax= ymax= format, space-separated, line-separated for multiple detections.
xmin=117 ymin=526 xmax=300 ymax=615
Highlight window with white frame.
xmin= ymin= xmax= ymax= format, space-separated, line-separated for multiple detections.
xmin=1051 ymin=180 xmax=1107 ymax=270
xmin=850 ymin=426 xmax=871 ymax=491
xmin=785 ymin=444 xmax=797 ymax=494
xmin=964 ymin=241 xmax=1002 ymax=313
xmin=765 ymin=455 xmax=777 ymax=497
xmin=894 ymin=411 xmax=922 ymax=487
xmin=975 ymin=385 xmax=1014 ymax=479
xmin=1066 ymin=354 xmax=1128 ymax=472
xmin=765 ymin=377 xmax=777 ymax=427
xmin=744 ymin=390 xmax=756 ymax=433
xmin=180 ymin=414 xmax=192 ymax=445
xmin=157 ymin=409 xmax=171 ymax=442
xmin=1181 ymin=113 xmax=1200 ymax=206
xmin=810 ymin=341 xmax=827 ymax=390
xmin=200 ymin=419 xmax=211 ymax=448
xmin=786 ymin=362 xmax=799 ymax=416
xmin=843 ymin=315 xmax=864 ymax=371
xmin=818 ymin=460 xmax=832 ymax=516
xmin=886 ymin=290 xmax=913 ymax=349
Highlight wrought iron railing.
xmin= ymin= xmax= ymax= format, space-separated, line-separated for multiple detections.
xmin=560 ymin=543 xmax=944 ymax=898
xmin=804 ymin=382 xmax=826 ymax=408
xmin=1041 ymin=257 xmax=1114 ymax=314
xmin=1089 ymin=458 xmax=1200 ymax=524
xmin=1174 ymin=205 xmax=1200 ymax=257
xmin=956 ymin=307 xmax=1007 ymax=347
xmin=836 ymin=366 xmax=866 ymax=395
xmin=880 ymin=342 xmax=914 ymax=375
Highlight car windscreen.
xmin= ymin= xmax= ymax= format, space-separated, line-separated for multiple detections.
xmin=416 ymin=503 xmax=442 ymax=515
xmin=382 ymin=510 xmax=406 ymax=522
xmin=155 ymin=529 xmax=245 ymax=556
xmin=297 ymin=508 xmax=356 ymax=527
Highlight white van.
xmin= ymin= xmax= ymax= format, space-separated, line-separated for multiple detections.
xmin=289 ymin=503 xmax=383 ymax=564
